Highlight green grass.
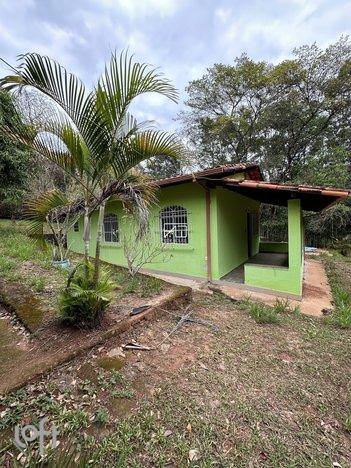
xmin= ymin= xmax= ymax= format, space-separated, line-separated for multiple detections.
xmin=0 ymin=220 xmax=66 ymax=299
xmin=238 ymin=297 xmax=294 ymax=324
xmin=323 ymin=254 xmax=351 ymax=328
xmin=1 ymin=272 xmax=351 ymax=466
xmin=114 ymin=268 xmax=164 ymax=297
xmin=94 ymin=408 xmax=109 ymax=426
xmin=247 ymin=301 xmax=282 ymax=323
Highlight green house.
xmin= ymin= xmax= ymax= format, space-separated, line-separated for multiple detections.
xmin=68 ymin=163 xmax=349 ymax=299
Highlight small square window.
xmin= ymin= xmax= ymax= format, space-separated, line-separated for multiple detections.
xmin=160 ymin=205 xmax=188 ymax=244
xmin=103 ymin=213 xmax=119 ymax=243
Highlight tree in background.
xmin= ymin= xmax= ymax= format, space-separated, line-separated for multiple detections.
xmin=0 ymin=90 xmax=32 ymax=211
xmin=142 ymin=154 xmax=182 ymax=179
xmin=180 ymin=36 xmax=351 ymax=183
xmin=180 ymin=36 xmax=351 ymax=246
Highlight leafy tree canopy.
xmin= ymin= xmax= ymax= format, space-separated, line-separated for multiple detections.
xmin=180 ymin=36 xmax=351 ymax=185
xmin=0 ymin=90 xmax=32 ymax=203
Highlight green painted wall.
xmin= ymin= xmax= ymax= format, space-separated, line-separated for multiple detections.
xmin=211 ymin=188 xmax=260 ymax=279
xmin=68 ymin=183 xmax=304 ymax=295
xmin=67 ymin=182 xmax=209 ymax=278
xmin=245 ymin=199 xmax=303 ymax=296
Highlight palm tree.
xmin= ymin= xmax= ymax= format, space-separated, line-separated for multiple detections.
xmin=0 ymin=52 xmax=183 ymax=286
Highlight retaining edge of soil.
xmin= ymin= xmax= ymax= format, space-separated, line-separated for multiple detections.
xmin=0 ymin=285 xmax=192 ymax=395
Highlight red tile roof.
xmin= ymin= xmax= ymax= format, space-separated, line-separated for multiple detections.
xmin=155 ymin=162 xmax=350 ymax=211
xmin=156 ymin=163 xmax=262 ymax=187
xmin=220 ymin=178 xmax=350 ymax=212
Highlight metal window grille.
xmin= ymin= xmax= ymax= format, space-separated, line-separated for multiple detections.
xmin=103 ymin=213 xmax=119 ymax=243
xmin=73 ymin=222 xmax=79 ymax=232
xmin=160 ymin=205 xmax=188 ymax=244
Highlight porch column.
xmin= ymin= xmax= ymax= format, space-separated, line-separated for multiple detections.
xmin=287 ymin=199 xmax=304 ymax=289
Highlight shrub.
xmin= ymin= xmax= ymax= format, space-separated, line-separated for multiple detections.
xmin=59 ymin=261 xmax=115 ymax=327
xmin=247 ymin=301 xmax=282 ymax=324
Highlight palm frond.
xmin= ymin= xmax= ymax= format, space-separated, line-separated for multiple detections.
xmin=1 ymin=53 xmax=88 ymax=126
xmin=25 ymin=188 xmax=70 ymax=247
xmin=111 ymin=130 xmax=184 ymax=177
xmin=1 ymin=53 xmax=110 ymax=160
xmin=99 ymin=171 xmax=157 ymax=238
xmin=96 ymin=50 xmax=178 ymax=138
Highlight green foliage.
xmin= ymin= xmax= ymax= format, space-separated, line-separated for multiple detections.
xmin=59 ymin=261 xmax=115 ymax=327
xmin=181 ymin=37 xmax=351 ymax=247
xmin=20 ymin=446 xmax=97 ymax=468
xmin=273 ymin=298 xmax=300 ymax=315
xmin=57 ymin=408 xmax=90 ymax=432
xmin=1 ymin=50 xmax=183 ymax=296
xmin=324 ymin=259 xmax=351 ymax=329
xmin=344 ymin=414 xmax=351 ymax=433
xmin=0 ymin=90 xmax=32 ymax=204
xmin=143 ymin=154 xmax=182 ymax=179
xmin=94 ymin=407 xmax=110 ymax=426
xmin=29 ymin=277 xmax=46 ymax=292
xmin=181 ymin=38 xmax=351 ymax=184
xmin=242 ymin=300 xmax=282 ymax=324
xmin=329 ymin=285 xmax=351 ymax=328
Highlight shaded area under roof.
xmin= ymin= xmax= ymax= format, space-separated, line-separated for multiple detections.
xmin=216 ymin=179 xmax=350 ymax=212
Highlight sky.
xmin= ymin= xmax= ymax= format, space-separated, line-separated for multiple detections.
xmin=0 ymin=0 xmax=350 ymax=132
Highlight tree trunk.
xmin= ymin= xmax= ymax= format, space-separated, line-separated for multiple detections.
xmin=93 ymin=200 xmax=106 ymax=286
xmin=83 ymin=202 xmax=90 ymax=279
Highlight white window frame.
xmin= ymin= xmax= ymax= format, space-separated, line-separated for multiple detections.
xmin=160 ymin=206 xmax=189 ymax=244
xmin=103 ymin=213 xmax=119 ymax=243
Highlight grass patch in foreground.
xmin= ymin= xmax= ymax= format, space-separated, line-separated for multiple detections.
xmin=247 ymin=301 xmax=282 ymax=324
xmin=114 ymin=269 xmax=164 ymax=297
xmin=323 ymin=255 xmax=351 ymax=328
xmin=239 ymin=297 xmax=298 ymax=324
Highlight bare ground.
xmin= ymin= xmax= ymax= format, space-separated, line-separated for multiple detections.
xmin=1 ymin=287 xmax=350 ymax=467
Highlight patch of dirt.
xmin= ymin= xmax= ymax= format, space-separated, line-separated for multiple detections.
xmin=0 ymin=284 xmax=190 ymax=394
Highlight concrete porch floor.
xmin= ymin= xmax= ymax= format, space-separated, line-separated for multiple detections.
xmin=144 ymin=258 xmax=333 ymax=317
xmin=220 ymin=252 xmax=289 ymax=284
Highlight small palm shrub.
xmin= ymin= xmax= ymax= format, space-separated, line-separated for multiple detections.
xmin=59 ymin=261 xmax=115 ymax=327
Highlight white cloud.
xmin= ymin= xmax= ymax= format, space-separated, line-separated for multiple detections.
xmin=97 ymin=0 xmax=181 ymax=17
xmin=217 ymin=0 xmax=350 ymax=63
xmin=215 ymin=7 xmax=232 ymax=23
xmin=0 ymin=0 xmax=350 ymax=132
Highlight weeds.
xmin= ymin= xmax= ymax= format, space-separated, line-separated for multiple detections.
xmin=344 ymin=415 xmax=351 ymax=433
xmin=94 ymin=408 xmax=109 ymax=426
xmin=246 ymin=301 xmax=282 ymax=324
xmin=121 ymin=274 xmax=163 ymax=297
xmin=30 ymin=277 xmax=46 ymax=292
xmin=324 ymin=258 xmax=351 ymax=328
xmin=238 ymin=297 xmax=283 ymax=324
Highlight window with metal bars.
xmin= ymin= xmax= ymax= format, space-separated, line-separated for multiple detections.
xmin=160 ymin=205 xmax=188 ymax=244
xmin=103 ymin=213 xmax=119 ymax=243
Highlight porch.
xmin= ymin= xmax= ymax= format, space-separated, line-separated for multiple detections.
xmin=221 ymin=251 xmax=288 ymax=284
xmin=208 ymin=174 xmax=351 ymax=297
